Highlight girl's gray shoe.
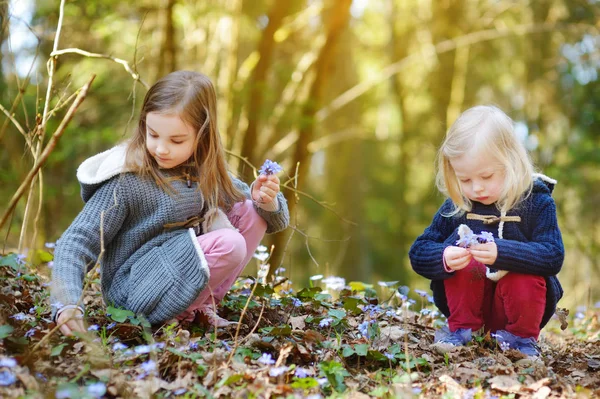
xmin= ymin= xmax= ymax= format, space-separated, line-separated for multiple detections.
xmin=431 ymin=326 xmax=472 ymax=354
xmin=492 ymin=330 xmax=541 ymax=358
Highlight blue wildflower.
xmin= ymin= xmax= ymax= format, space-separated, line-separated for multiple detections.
xmin=140 ymin=360 xmax=156 ymax=373
xmin=87 ymin=325 xmax=99 ymax=331
xmin=86 ymin=382 xmax=106 ymax=398
xmin=221 ymin=341 xmax=232 ymax=351
xmin=295 ymin=367 xmax=310 ymax=378
xmin=174 ymin=388 xmax=187 ymax=395
xmin=134 ymin=345 xmax=151 ymax=354
xmin=259 ymin=159 xmax=283 ymax=175
xmin=0 ymin=358 xmax=17 ymax=368
xmin=257 ymin=353 xmax=275 ymax=365
xmin=319 ymin=318 xmax=333 ymax=328
xmin=25 ymin=328 xmax=36 ymax=338
xmin=575 ymin=312 xmax=585 ymax=320
xmin=189 ymin=341 xmax=199 ymax=351
xmin=500 ymin=341 xmax=510 ymax=351
xmin=112 ymin=342 xmax=127 ymax=351
xmin=106 ymin=322 xmax=116 ymax=330
xmin=358 ymin=320 xmax=374 ymax=338
xmin=384 ymin=352 xmax=395 ymax=360
xmin=414 ymin=289 xmax=428 ymax=297
xmin=47 ymin=261 xmax=54 ymax=268
xmin=0 ymin=370 xmax=16 ymax=386
xmin=29 ymin=306 xmax=36 ymax=314
xmin=291 ymin=297 xmax=302 ymax=307
xmin=269 ymin=366 xmax=289 ymax=377
xmin=412 ymin=387 xmax=422 ymax=394
xmin=10 ymin=313 xmax=27 ymax=321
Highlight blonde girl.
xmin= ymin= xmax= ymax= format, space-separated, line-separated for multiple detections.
xmin=409 ymin=105 xmax=564 ymax=357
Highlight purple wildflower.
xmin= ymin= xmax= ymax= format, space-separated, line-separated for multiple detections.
xmin=112 ymin=342 xmax=127 ymax=351
xmin=86 ymin=382 xmax=106 ymax=398
xmin=295 ymin=367 xmax=310 ymax=378
xmin=384 ymin=352 xmax=395 ymax=360
xmin=87 ymin=324 xmax=99 ymax=331
xmin=25 ymin=328 xmax=36 ymax=338
xmin=174 ymin=388 xmax=187 ymax=395
xmin=0 ymin=370 xmax=16 ymax=386
xmin=259 ymin=159 xmax=283 ymax=175
xmin=319 ymin=318 xmax=333 ymax=328
xmin=189 ymin=341 xmax=199 ymax=351
xmin=456 ymin=224 xmax=495 ymax=247
xmin=414 ymin=289 xmax=428 ymax=297
xmin=500 ymin=341 xmax=510 ymax=351
xmin=0 ymin=358 xmax=17 ymax=368
xmin=269 ymin=366 xmax=289 ymax=377
xmin=134 ymin=345 xmax=151 ymax=354
xmin=140 ymin=360 xmax=156 ymax=373
xmin=358 ymin=320 xmax=373 ymax=338
xmin=257 ymin=353 xmax=275 ymax=365
xmin=291 ymin=297 xmax=302 ymax=307
xmin=106 ymin=322 xmax=116 ymax=330
xmin=10 ymin=313 xmax=27 ymax=321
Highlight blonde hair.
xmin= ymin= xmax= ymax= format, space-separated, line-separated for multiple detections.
xmin=125 ymin=71 xmax=245 ymax=210
xmin=436 ymin=105 xmax=534 ymax=216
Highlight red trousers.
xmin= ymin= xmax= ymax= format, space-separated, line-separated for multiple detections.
xmin=444 ymin=259 xmax=547 ymax=339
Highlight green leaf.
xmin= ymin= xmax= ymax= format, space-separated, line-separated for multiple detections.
xmin=327 ymin=308 xmax=347 ymax=320
xmin=341 ymin=345 xmax=355 ymax=357
xmin=51 ymin=343 xmax=68 ymax=357
xmin=216 ymin=373 xmax=244 ymax=388
xmin=291 ymin=377 xmax=319 ymax=390
xmin=297 ymin=287 xmax=322 ymax=300
xmin=37 ymin=250 xmax=54 ymax=263
xmin=0 ymin=254 xmax=21 ymax=271
xmin=269 ymin=325 xmax=292 ymax=336
xmin=354 ymin=344 xmax=368 ymax=357
xmin=0 ymin=325 xmax=14 ymax=339
xmin=342 ymin=296 xmax=365 ymax=315
xmin=21 ymin=274 xmax=38 ymax=282
xmin=106 ymin=306 xmax=135 ymax=323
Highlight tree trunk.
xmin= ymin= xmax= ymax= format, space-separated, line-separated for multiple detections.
xmin=156 ymin=0 xmax=177 ymax=80
xmin=238 ymin=1 xmax=293 ymax=181
xmin=268 ymin=0 xmax=353 ymax=276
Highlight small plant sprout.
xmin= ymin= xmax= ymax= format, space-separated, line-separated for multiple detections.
xmin=259 ymin=159 xmax=283 ymax=175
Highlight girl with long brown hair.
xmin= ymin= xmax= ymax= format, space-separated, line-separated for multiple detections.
xmin=51 ymin=71 xmax=289 ymax=335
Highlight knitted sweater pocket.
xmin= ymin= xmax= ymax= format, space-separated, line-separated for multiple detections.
xmin=122 ymin=229 xmax=209 ymax=324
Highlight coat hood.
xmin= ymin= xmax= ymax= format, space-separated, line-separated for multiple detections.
xmin=532 ymin=173 xmax=557 ymax=195
xmin=76 ymin=144 xmax=133 ymax=202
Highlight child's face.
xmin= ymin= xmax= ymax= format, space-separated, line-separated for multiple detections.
xmin=146 ymin=112 xmax=196 ymax=169
xmin=450 ymin=152 xmax=505 ymax=206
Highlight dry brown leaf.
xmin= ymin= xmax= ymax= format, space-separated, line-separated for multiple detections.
xmin=532 ymin=386 xmax=552 ymax=399
xmin=438 ymin=374 xmax=467 ymax=397
xmin=289 ymin=315 xmax=306 ymax=330
xmin=489 ymin=375 xmax=523 ymax=393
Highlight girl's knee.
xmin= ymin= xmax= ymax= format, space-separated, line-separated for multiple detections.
xmin=497 ymin=273 xmax=546 ymax=298
xmin=213 ymin=229 xmax=247 ymax=266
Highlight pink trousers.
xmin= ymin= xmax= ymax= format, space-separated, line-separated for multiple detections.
xmin=177 ymin=200 xmax=266 ymax=321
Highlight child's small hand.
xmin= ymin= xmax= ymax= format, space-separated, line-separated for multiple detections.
xmin=469 ymin=242 xmax=498 ymax=265
xmin=252 ymin=174 xmax=280 ymax=207
xmin=57 ymin=308 xmax=86 ymax=336
xmin=443 ymin=246 xmax=472 ymax=271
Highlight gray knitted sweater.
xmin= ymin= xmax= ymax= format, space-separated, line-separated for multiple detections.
xmin=51 ymin=145 xmax=289 ymax=324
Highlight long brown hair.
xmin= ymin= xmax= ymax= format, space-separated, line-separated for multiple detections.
xmin=125 ymin=70 xmax=245 ymax=210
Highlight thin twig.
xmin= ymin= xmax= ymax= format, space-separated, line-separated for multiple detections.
xmin=238 ymin=301 xmax=266 ymax=346
xmin=0 ymin=75 xmax=96 ymax=231
xmin=227 ymin=279 xmax=260 ymax=365
xmin=50 ymin=48 xmax=149 ymax=89
xmin=0 ymin=102 xmax=33 ymax=150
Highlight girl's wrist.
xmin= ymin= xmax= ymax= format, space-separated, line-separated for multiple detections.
xmin=442 ymin=247 xmax=455 ymax=273
xmin=55 ymin=304 xmax=84 ymax=322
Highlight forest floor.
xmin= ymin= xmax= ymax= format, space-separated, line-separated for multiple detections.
xmin=0 ymin=252 xmax=599 ymax=399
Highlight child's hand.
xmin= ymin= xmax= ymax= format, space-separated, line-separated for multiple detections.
xmin=443 ymin=246 xmax=472 ymax=271
xmin=252 ymin=174 xmax=280 ymax=208
xmin=57 ymin=308 xmax=86 ymax=336
xmin=469 ymin=242 xmax=498 ymax=265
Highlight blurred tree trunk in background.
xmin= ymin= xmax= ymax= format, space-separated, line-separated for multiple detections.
xmin=155 ymin=0 xmax=177 ymax=80
xmin=238 ymin=0 xmax=294 ymax=182
xmin=269 ymin=0 xmax=353 ymax=274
